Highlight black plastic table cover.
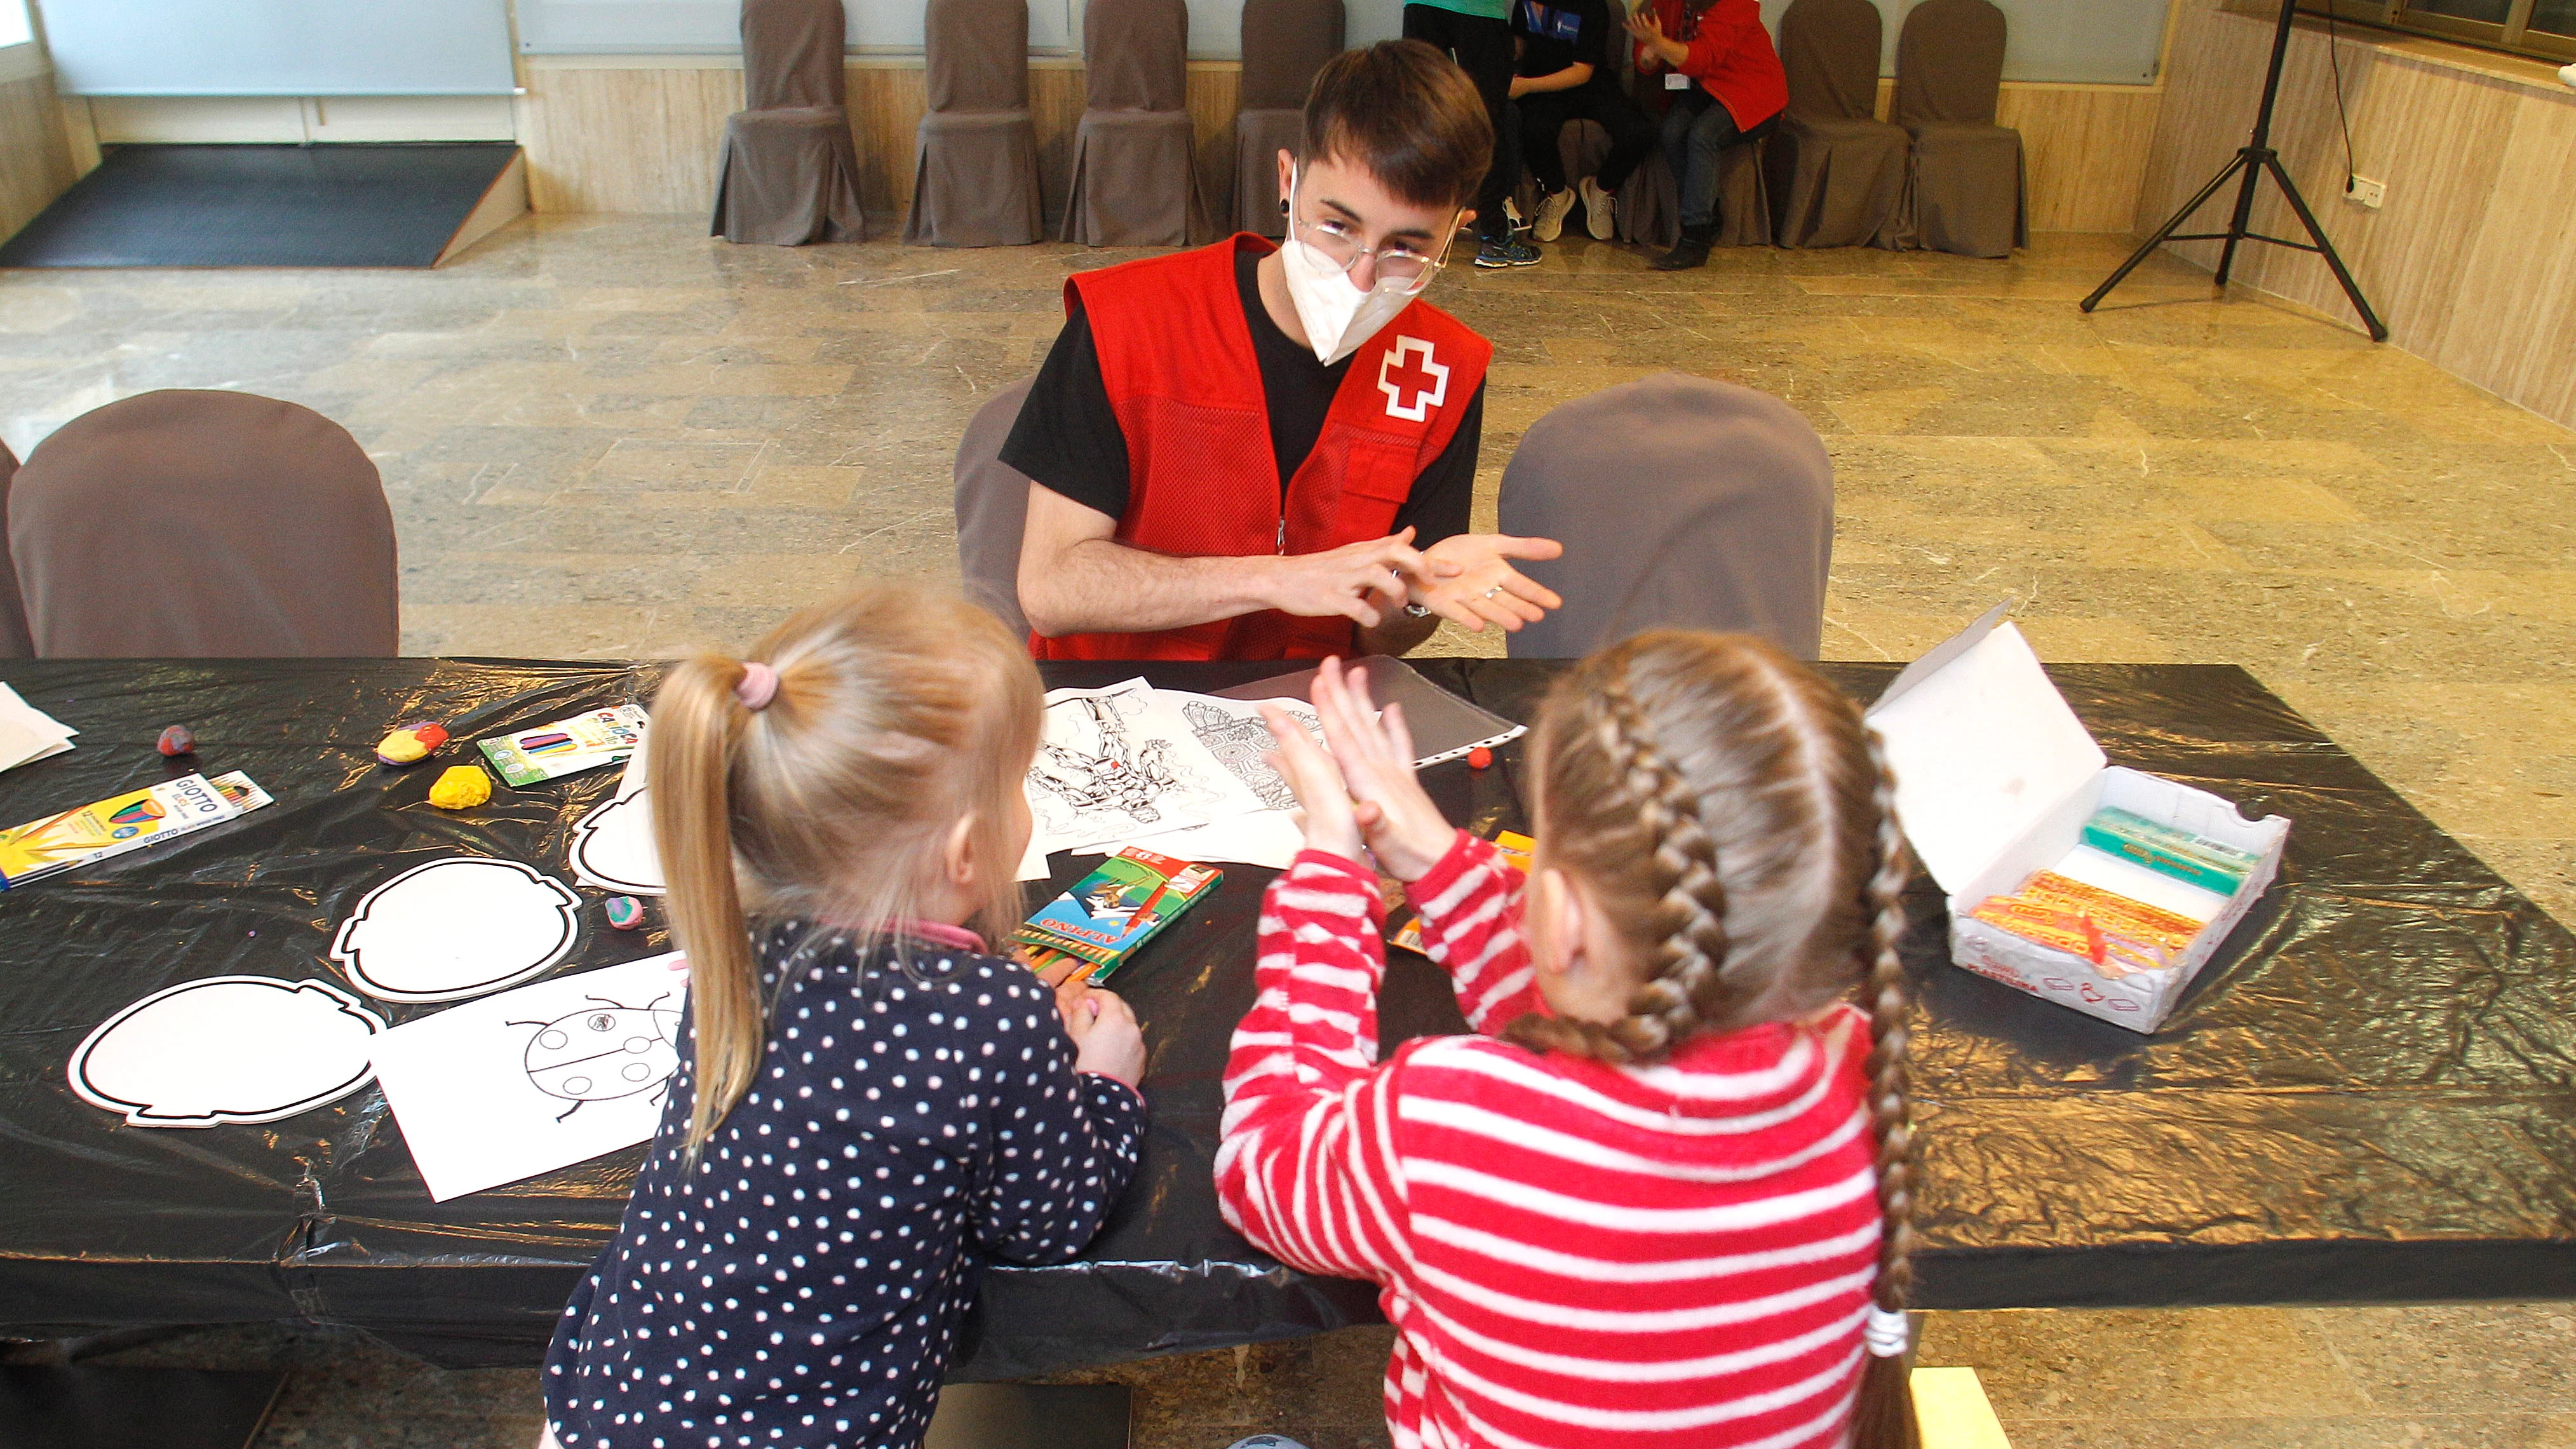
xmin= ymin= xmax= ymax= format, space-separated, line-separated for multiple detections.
xmin=1 ymin=658 xmax=2572 ymax=1375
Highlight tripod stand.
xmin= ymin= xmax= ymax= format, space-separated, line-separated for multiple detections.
xmin=2081 ymin=0 xmax=2387 ymax=342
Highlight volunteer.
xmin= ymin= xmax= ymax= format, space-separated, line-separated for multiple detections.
xmin=1003 ymin=41 xmax=1563 ymax=663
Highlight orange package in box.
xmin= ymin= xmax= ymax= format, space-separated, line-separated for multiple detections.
xmin=2019 ymin=871 xmax=2206 ymax=951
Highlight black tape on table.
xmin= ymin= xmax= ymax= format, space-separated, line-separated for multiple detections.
xmin=0 ymin=659 xmax=2571 ymax=1375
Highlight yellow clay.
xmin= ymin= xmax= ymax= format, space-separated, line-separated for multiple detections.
xmin=428 ymin=765 xmax=492 ymax=809
xmin=377 ymin=729 xmax=430 ymax=764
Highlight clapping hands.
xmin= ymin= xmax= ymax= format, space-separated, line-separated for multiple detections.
xmin=1259 ymin=657 xmax=1460 ymax=881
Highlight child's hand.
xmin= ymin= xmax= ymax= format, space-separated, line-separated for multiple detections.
xmin=1311 ymin=657 xmax=1455 ymax=882
xmin=1063 ymin=985 xmax=1147 ymax=1088
xmin=1260 ymin=701 xmax=1366 ymax=863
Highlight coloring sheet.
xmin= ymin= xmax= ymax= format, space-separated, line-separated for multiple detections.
xmin=1023 ymin=679 xmax=1260 ymax=855
xmin=333 ymin=857 xmax=583 ymax=1004
xmin=569 ymin=748 xmax=663 ymax=895
xmin=1076 ymin=696 xmax=1325 ymax=870
xmin=370 ymin=954 xmax=687 ymax=1201
xmin=69 ymin=975 xmax=384 ymax=1128
xmin=1079 ymin=809 xmax=1308 ymax=872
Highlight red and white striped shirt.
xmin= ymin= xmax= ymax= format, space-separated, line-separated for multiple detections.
xmin=1218 ymin=834 xmax=1882 ymax=1449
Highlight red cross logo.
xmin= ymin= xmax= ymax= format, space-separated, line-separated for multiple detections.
xmin=1377 ymin=336 xmax=1450 ymax=422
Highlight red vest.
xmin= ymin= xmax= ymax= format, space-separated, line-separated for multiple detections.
xmin=1031 ymin=235 xmax=1492 ymax=662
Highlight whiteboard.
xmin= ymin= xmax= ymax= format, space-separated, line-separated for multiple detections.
xmin=517 ymin=0 xmax=1077 ymax=53
xmin=44 ymin=0 xmax=518 ymax=96
xmin=518 ymin=0 xmax=2166 ymax=83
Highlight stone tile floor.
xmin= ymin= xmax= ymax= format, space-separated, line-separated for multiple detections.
xmin=5 ymin=217 xmax=2573 ymax=1445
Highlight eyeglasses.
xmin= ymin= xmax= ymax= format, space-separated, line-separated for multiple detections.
xmin=1290 ymin=212 xmax=1452 ymax=288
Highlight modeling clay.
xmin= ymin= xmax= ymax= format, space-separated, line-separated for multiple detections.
xmin=604 ymin=895 xmax=644 ymax=929
xmin=1467 ymin=746 xmax=1493 ymax=769
xmin=375 ymin=720 xmax=450 ymax=766
xmin=427 ymin=765 xmax=492 ymax=810
xmin=156 ymin=725 xmax=195 ymax=757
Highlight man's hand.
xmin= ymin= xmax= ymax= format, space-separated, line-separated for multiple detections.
xmin=1406 ymin=533 xmax=1565 ymax=633
xmin=1625 ymin=8 xmax=1688 ymax=67
xmin=1261 ymin=527 xmax=1460 ymax=629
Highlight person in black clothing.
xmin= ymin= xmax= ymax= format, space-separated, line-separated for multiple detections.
xmin=1510 ymin=0 xmax=1659 ymax=245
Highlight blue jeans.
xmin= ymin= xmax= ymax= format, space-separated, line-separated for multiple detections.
xmin=1659 ymin=88 xmax=1745 ymax=231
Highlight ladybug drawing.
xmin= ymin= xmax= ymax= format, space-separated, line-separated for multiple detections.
xmin=508 ymin=991 xmax=681 ymax=1122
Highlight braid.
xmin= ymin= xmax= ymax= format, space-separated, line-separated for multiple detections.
xmin=1504 ymin=664 xmax=1734 ymax=1066
xmin=1847 ymin=728 xmax=1922 ymax=1449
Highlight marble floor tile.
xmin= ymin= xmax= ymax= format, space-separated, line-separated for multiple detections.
xmin=8 ymin=215 xmax=2575 ymax=1446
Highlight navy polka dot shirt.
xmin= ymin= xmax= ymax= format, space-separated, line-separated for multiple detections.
xmin=543 ymin=922 xmax=1148 ymax=1449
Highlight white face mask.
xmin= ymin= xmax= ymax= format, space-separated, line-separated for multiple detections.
xmin=1275 ymin=166 xmax=1448 ymax=367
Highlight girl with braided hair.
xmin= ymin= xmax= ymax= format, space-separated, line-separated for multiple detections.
xmin=1217 ymin=637 xmax=1920 ymax=1449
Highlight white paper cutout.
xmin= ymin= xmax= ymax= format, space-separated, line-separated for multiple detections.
xmin=569 ymin=750 xmax=663 ymax=894
xmin=332 ymin=857 xmax=583 ymax=1004
xmin=369 ymin=954 xmax=688 ymax=1201
xmin=68 ymin=975 xmax=385 ymax=1128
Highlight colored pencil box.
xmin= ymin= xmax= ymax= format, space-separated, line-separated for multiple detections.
xmin=1016 ymin=847 xmax=1223 ymax=982
xmin=476 ymin=706 xmax=649 ymax=788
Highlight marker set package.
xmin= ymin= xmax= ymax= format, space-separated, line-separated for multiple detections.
xmin=0 ymin=771 xmax=273 ymax=889
xmin=476 ymin=706 xmax=649 ymax=788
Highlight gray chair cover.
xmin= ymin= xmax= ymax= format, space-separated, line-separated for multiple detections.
xmin=1232 ymin=0 xmax=1344 ymax=236
xmin=0 ymin=440 xmax=29 ymax=659
xmin=1499 ymin=372 xmax=1832 ymax=661
xmin=1880 ymin=0 xmax=2026 ymax=257
xmin=9 ymin=391 xmax=399 ymax=657
xmin=908 ymin=0 xmax=1046 ymax=246
xmin=953 ymin=377 xmax=1038 ymax=640
xmin=1063 ymin=0 xmax=1213 ymax=246
xmin=1763 ymin=0 xmax=1908 ymax=249
xmin=713 ymin=0 xmax=865 ymax=246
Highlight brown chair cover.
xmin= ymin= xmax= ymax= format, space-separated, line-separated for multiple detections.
xmin=908 ymin=0 xmax=1045 ymax=246
xmin=743 ymin=0 xmax=847 ymax=109
xmin=0 ymin=440 xmax=29 ymax=659
xmin=1499 ymin=372 xmax=1832 ymax=661
xmin=1062 ymin=0 xmax=1213 ymax=246
xmin=1880 ymin=0 xmax=2026 ymax=258
xmin=953 ymin=377 xmax=1038 ymax=640
xmin=1232 ymin=0 xmax=1344 ymax=236
xmin=9 ymin=391 xmax=398 ymax=657
xmin=1763 ymin=0 xmax=1908 ymax=249
xmin=713 ymin=0 xmax=865 ymax=245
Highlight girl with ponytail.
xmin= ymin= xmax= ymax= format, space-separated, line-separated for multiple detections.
xmin=541 ymin=586 xmax=1149 ymax=1449
xmin=1217 ymin=635 xmax=1920 ymax=1449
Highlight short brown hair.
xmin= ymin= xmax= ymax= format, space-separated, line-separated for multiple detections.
xmin=1300 ymin=39 xmax=1492 ymax=212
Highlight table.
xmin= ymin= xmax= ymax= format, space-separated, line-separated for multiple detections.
xmin=1 ymin=658 xmax=2571 ymax=1378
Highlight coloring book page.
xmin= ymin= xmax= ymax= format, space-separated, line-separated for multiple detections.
xmin=1023 ymin=679 xmax=1259 ymax=855
xmin=569 ymin=748 xmax=663 ymax=895
xmin=69 ymin=975 xmax=384 ymax=1128
xmin=332 ymin=857 xmax=583 ymax=1004
xmin=1072 ymin=695 xmax=1325 ymax=869
xmin=370 ymin=954 xmax=687 ymax=1201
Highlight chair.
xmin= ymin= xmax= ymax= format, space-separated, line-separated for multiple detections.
xmin=1232 ymin=0 xmax=1344 ymax=238
xmin=907 ymin=0 xmax=1046 ymax=246
xmin=1880 ymin=0 xmax=2026 ymax=257
xmin=8 ymin=391 xmax=398 ymax=657
xmin=1061 ymin=0 xmax=1213 ymax=246
xmin=1499 ymin=373 xmax=1831 ymax=661
xmin=952 ymin=377 xmax=1038 ymax=640
xmin=0 ymin=440 xmax=29 ymax=658
xmin=1763 ymin=0 xmax=1909 ymax=250
xmin=712 ymin=0 xmax=867 ymax=246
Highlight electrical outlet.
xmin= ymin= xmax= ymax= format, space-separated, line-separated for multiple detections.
xmin=2345 ymin=175 xmax=2386 ymax=209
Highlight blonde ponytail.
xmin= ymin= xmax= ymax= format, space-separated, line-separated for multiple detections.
xmin=651 ymin=654 xmax=769 ymax=1165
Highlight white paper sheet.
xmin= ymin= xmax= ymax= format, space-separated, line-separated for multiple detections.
xmin=332 ymin=857 xmax=584 ymax=1003
xmin=0 ymin=682 xmax=78 ymax=773
xmin=569 ymin=748 xmax=663 ymax=895
xmin=1017 ymin=832 xmax=1053 ymax=882
xmin=1023 ymin=678 xmax=1263 ymax=854
xmin=1078 ymin=809 xmax=1310 ymax=871
xmin=370 ymin=954 xmax=687 ymax=1201
xmin=68 ymin=975 xmax=384 ymax=1128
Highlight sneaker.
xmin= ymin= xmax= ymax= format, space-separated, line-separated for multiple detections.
xmin=1579 ymin=175 xmax=1617 ymax=240
xmin=1474 ymin=236 xmax=1543 ymax=268
xmin=1532 ymin=186 xmax=1577 ymax=243
xmin=1223 ymin=1440 xmax=1311 ymax=1449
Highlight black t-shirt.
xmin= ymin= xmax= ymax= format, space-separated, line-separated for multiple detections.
xmin=1513 ymin=0 xmax=1618 ymax=83
xmin=1000 ymin=248 xmax=1481 ymax=549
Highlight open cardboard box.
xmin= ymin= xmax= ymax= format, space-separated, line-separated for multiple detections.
xmin=1865 ymin=607 xmax=2291 ymax=1032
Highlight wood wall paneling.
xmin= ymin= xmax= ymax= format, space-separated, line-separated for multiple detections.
xmin=0 ymin=69 xmax=77 ymax=245
xmin=2140 ymin=0 xmax=2576 ymax=426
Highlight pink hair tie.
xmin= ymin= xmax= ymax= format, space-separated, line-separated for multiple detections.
xmin=735 ymin=661 xmax=779 ymax=711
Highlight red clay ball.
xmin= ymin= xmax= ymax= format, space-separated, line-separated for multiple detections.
xmin=1467 ymin=746 xmax=1493 ymax=770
